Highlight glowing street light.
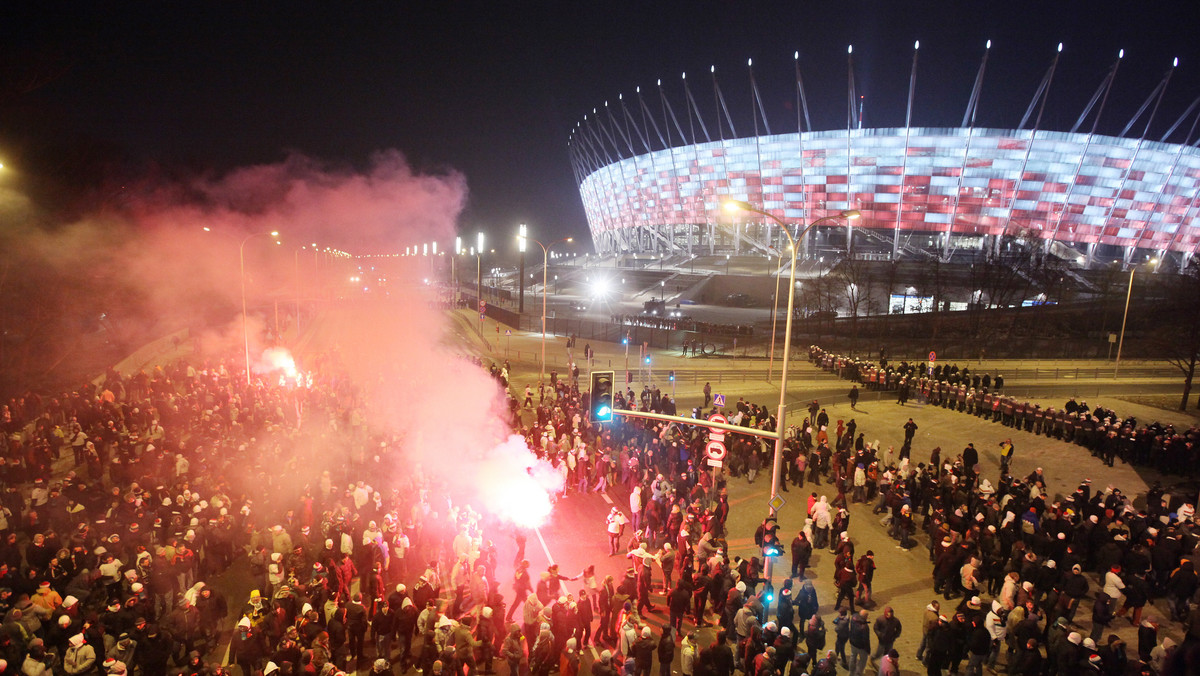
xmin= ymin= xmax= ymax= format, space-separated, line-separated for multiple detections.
xmin=518 ymin=224 xmax=528 ymax=313
xmin=519 ymin=233 xmax=574 ymax=384
xmin=240 ymin=230 xmax=281 ymax=385
xmin=1115 ymin=257 xmax=1157 ymax=378
xmin=723 ymin=200 xmax=858 ymax=587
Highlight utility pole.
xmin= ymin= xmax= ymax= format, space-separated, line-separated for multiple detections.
xmin=519 ymin=224 xmax=527 ymax=313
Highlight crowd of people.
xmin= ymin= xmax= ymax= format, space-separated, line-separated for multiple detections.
xmin=499 ymin=341 xmax=1200 ymax=676
xmin=808 ymin=346 xmax=1200 ymax=476
xmin=0 ymin=345 xmax=786 ymax=676
xmin=608 ymin=315 xmax=753 ymax=340
xmin=3 ymin=329 xmax=1200 ymax=676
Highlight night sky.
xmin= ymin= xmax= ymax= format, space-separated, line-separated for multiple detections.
xmin=2 ymin=1 xmax=1199 ymax=249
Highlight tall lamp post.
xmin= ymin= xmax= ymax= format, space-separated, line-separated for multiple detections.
xmin=475 ymin=232 xmax=485 ymax=303
xmin=453 ymin=236 xmax=463 ymax=301
xmin=518 ymin=224 xmax=527 ymax=313
xmin=240 ymin=230 xmax=281 ymax=385
xmin=767 ymin=249 xmax=784 ymax=381
xmin=1114 ymin=257 xmax=1157 ymax=378
xmin=724 ymin=201 xmax=858 ymax=585
xmin=294 ymin=246 xmax=311 ymax=335
xmin=518 ymin=232 xmax=573 ymax=385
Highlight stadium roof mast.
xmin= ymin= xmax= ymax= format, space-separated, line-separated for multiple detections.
xmin=658 ymin=78 xmax=692 ymax=257
xmin=712 ymin=65 xmax=737 ymax=255
xmin=846 ymin=45 xmax=858 ymax=255
xmin=1046 ymin=50 xmax=1124 ymax=255
xmin=1123 ymin=58 xmax=1181 ymax=267
xmin=681 ymin=71 xmax=712 ymax=257
xmin=945 ymin=40 xmax=991 ymax=259
xmin=894 ymin=40 xmax=920 ymax=260
xmin=596 ymin=103 xmax=636 ymax=253
xmin=1158 ymin=98 xmax=1200 ymax=268
xmin=998 ymin=43 xmax=1064 ymax=258
xmin=620 ymin=92 xmax=661 ymax=254
xmin=795 ymin=51 xmax=816 ymax=255
xmin=635 ymin=85 xmax=679 ymax=256
xmin=748 ymin=58 xmax=782 ymax=257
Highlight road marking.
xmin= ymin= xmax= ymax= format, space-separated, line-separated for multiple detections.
xmin=534 ymin=526 xmax=555 ymax=565
xmin=601 ymin=491 xmax=614 ymax=504
xmin=537 ymin=521 xmax=602 ymax=660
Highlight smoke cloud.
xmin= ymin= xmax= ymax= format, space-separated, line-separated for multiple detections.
xmin=0 ymin=149 xmax=560 ymax=528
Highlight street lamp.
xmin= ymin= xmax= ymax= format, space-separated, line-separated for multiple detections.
xmin=518 ymin=225 xmax=527 ymax=313
xmin=1115 ymin=257 xmax=1157 ymax=378
xmin=723 ymin=200 xmax=858 ymax=585
xmin=519 ymin=233 xmax=573 ymax=385
xmin=240 ymin=230 xmax=281 ymax=385
xmin=768 ymin=249 xmax=785 ymax=380
xmin=476 ymin=232 xmax=485 ymax=304
xmin=295 ymin=247 xmax=305 ymax=334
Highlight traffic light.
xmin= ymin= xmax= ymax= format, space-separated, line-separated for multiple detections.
xmin=762 ymin=532 xmax=783 ymax=558
xmin=669 ymin=370 xmax=675 ymax=382
xmin=644 ymin=355 xmax=651 ymax=365
xmin=590 ymin=370 xmax=615 ymax=422
xmin=761 ymin=517 xmax=782 ymax=557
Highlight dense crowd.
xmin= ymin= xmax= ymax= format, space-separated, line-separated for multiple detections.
xmin=808 ymin=346 xmax=1200 ymax=476
xmin=3 ymin=333 xmax=1200 ymax=676
xmin=0 ymin=349 xmax=765 ymax=676
xmin=608 ymin=316 xmax=753 ymax=339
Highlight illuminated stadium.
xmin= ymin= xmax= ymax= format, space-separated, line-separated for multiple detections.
xmin=568 ymin=46 xmax=1200 ymax=269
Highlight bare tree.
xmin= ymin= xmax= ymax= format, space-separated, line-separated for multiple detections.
xmin=915 ymin=257 xmax=947 ymax=338
xmin=1151 ymin=259 xmax=1200 ymax=410
xmin=833 ymin=256 xmax=870 ymax=354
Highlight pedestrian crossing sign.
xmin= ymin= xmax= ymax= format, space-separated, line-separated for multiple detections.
xmin=713 ymin=393 xmax=725 ymax=407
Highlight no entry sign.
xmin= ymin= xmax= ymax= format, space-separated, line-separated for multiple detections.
xmin=706 ymin=413 xmax=728 ymax=466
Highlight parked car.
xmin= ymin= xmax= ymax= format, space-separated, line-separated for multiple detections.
xmin=724 ymin=293 xmax=754 ymax=307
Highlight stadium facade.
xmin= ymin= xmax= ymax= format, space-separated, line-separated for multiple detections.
xmin=568 ymin=48 xmax=1200 ymax=268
